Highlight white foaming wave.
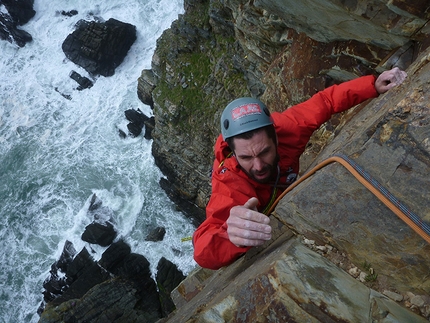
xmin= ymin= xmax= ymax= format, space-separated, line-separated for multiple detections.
xmin=125 ymin=183 xmax=197 ymax=276
xmin=0 ymin=0 xmax=192 ymax=321
xmin=0 ymin=221 xmax=64 ymax=323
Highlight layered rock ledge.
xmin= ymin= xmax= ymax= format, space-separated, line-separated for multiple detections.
xmin=137 ymin=0 xmax=430 ymax=321
xmin=156 ymin=45 xmax=430 ymax=323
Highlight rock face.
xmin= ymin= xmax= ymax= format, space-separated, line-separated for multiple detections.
xmin=136 ymin=0 xmax=430 ymax=322
xmin=275 ymin=52 xmax=430 ymax=294
xmin=62 ymin=18 xmax=137 ymax=77
xmin=139 ymin=0 xmax=430 ymax=214
xmin=165 ymin=229 xmax=429 ymax=322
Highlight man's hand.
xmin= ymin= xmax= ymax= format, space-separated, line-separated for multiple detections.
xmin=226 ymin=197 xmax=272 ymax=247
xmin=375 ymin=67 xmax=407 ymax=94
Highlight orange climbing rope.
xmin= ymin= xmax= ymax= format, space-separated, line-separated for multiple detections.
xmin=265 ymin=154 xmax=430 ymax=244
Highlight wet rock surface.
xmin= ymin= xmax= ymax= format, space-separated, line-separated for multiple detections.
xmin=38 ymin=195 xmax=186 ymax=323
xmin=62 ymin=18 xmax=137 ymax=77
xmin=0 ymin=0 xmax=34 ymax=47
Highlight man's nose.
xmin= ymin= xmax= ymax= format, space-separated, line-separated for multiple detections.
xmin=252 ymin=158 xmax=264 ymax=171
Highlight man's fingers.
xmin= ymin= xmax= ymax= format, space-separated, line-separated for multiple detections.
xmin=395 ymin=70 xmax=407 ymax=85
xmin=228 ymin=225 xmax=272 ymax=247
xmin=243 ymin=197 xmax=259 ymax=210
xmin=228 ymin=215 xmax=271 ymax=233
xmin=227 ymin=201 xmax=272 ymax=247
xmin=388 ymin=67 xmax=407 ymax=85
xmin=228 ymin=225 xmax=271 ymax=240
xmin=376 ymin=67 xmax=407 ymax=94
xmin=230 ymin=236 xmax=270 ymax=247
xmin=234 ymin=207 xmax=271 ymax=225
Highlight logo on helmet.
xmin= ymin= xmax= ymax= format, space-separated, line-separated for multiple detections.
xmin=231 ymin=103 xmax=262 ymax=121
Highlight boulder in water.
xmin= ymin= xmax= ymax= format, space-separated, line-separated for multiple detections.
xmin=62 ymin=18 xmax=137 ymax=76
xmin=0 ymin=13 xmax=33 ymax=47
xmin=2 ymin=0 xmax=35 ymax=25
xmin=69 ymin=71 xmax=94 ymax=90
xmin=145 ymin=226 xmax=166 ymax=242
xmin=81 ymin=193 xmax=118 ymax=246
xmin=81 ymin=221 xmax=117 ymax=246
xmin=124 ymin=108 xmax=151 ymax=138
xmin=0 ymin=0 xmax=35 ymax=47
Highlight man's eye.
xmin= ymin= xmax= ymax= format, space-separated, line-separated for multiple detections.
xmin=259 ymin=149 xmax=271 ymax=158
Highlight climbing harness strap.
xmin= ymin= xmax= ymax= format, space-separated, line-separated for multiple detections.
xmin=262 ymin=164 xmax=281 ymax=215
xmin=266 ymin=154 xmax=430 ymax=244
xmin=262 ymin=187 xmax=278 ymax=215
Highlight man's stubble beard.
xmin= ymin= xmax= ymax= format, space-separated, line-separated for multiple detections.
xmin=240 ymin=153 xmax=280 ymax=184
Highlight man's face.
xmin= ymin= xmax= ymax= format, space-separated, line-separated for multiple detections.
xmin=233 ymin=130 xmax=278 ymax=183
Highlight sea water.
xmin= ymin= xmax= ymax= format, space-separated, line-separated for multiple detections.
xmin=0 ymin=0 xmax=197 ymax=322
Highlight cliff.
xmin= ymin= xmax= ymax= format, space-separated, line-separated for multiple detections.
xmin=141 ymin=0 xmax=429 ymax=216
xmin=138 ymin=0 xmax=430 ymax=321
xmin=158 ymin=49 xmax=430 ymax=322
xmin=39 ymin=0 xmax=430 ymax=322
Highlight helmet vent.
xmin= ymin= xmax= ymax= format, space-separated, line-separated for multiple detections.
xmin=263 ymin=107 xmax=270 ymax=116
xmin=223 ymin=119 xmax=229 ymax=130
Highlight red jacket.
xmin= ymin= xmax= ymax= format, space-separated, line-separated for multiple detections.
xmin=193 ymin=75 xmax=378 ymax=270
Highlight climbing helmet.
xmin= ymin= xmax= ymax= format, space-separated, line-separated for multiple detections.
xmin=220 ymin=97 xmax=273 ymax=140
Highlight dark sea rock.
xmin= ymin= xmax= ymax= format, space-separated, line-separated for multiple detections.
xmin=39 ymin=240 xmax=181 ymax=322
xmin=81 ymin=221 xmax=117 ymax=246
xmin=60 ymin=10 xmax=78 ymax=17
xmin=62 ymin=18 xmax=137 ymax=76
xmin=88 ymin=193 xmax=102 ymax=211
xmin=124 ymin=108 xmax=149 ymax=126
xmin=2 ymin=0 xmax=35 ymax=25
xmin=69 ymin=71 xmax=94 ymax=90
xmin=114 ymin=253 xmax=163 ymax=319
xmin=39 ymin=241 xmax=77 ymax=312
xmin=0 ymin=0 xmax=35 ymax=47
xmin=98 ymin=240 xmax=132 ymax=273
xmin=124 ymin=108 xmax=149 ymax=137
xmin=81 ymin=194 xmax=117 ymax=246
xmin=156 ymin=257 xmax=186 ymax=317
xmin=145 ymin=226 xmax=166 ymax=242
xmin=39 ymin=246 xmax=108 ymax=313
xmin=0 ymin=12 xmax=33 ymax=47
xmin=54 ymin=240 xmax=77 ymax=273
xmin=39 ymin=195 xmax=186 ymax=322
xmin=127 ymin=122 xmax=143 ymax=138
xmin=121 ymin=108 xmax=155 ymax=139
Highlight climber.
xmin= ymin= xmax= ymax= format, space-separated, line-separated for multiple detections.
xmin=192 ymin=67 xmax=407 ymax=270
